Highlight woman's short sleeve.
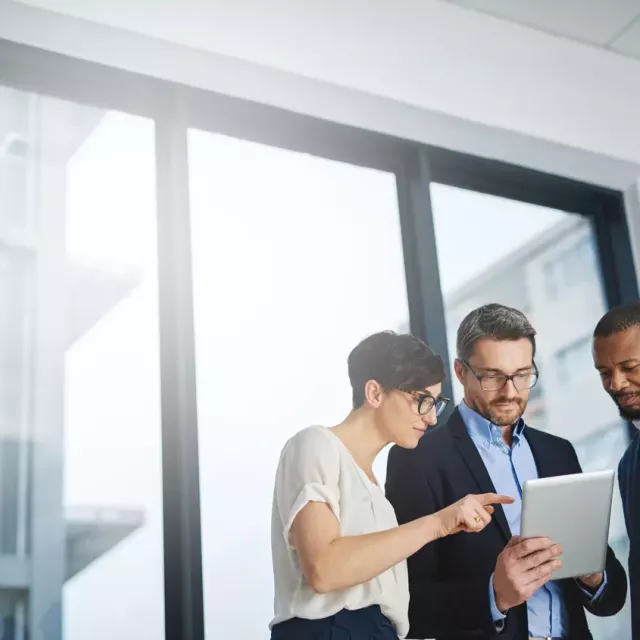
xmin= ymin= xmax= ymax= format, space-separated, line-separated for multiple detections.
xmin=275 ymin=428 xmax=341 ymax=548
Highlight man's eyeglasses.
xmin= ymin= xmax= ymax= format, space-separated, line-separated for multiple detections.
xmin=400 ymin=389 xmax=450 ymax=416
xmin=461 ymin=360 xmax=539 ymax=392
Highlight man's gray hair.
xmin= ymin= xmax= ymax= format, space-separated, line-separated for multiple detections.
xmin=456 ymin=303 xmax=537 ymax=361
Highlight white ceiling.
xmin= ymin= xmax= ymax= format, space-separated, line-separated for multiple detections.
xmin=445 ymin=0 xmax=640 ymax=59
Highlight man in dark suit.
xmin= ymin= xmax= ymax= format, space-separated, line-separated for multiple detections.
xmin=593 ymin=302 xmax=640 ymax=639
xmin=386 ymin=303 xmax=627 ymax=640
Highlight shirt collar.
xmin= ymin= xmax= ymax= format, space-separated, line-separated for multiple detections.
xmin=459 ymin=400 xmax=526 ymax=451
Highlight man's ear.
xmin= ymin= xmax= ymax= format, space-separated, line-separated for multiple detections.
xmin=453 ymin=359 xmax=466 ymax=386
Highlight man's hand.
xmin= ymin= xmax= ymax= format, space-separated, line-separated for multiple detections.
xmin=578 ymin=572 xmax=604 ymax=592
xmin=493 ymin=536 xmax=563 ymax=613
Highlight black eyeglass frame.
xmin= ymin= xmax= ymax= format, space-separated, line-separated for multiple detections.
xmin=461 ymin=359 xmax=540 ymax=392
xmin=399 ymin=389 xmax=450 ymax=416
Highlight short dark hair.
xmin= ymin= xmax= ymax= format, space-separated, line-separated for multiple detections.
xmin=594 ymin=302 xmax=640 ymax=338
xmin=457 ymin=303 xmax=536 ymax=361
xmin=347 ymin=331 xmax=445 ymax=409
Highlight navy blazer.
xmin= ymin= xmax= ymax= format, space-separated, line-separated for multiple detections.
xmin=385 ymin=408 xmax=627 ymax=640
xmin=619 ymin=430 xmax=640 ymax=639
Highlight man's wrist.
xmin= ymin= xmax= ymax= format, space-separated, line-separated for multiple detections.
xmin=577 ymin=579 xmax=596 ymax=594
xmin=578 ymin=572 xmax=604 ymax=592
xmin=493 ymin=585 xmax=507 ymax=614
xmin=489 ymin=574 xmax=508 ymax=621
xmin=495 ymin=598 xmax=508 ymax=614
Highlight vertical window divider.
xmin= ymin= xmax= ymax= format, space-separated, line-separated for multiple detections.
xmin=155 ymin=88 xmax=205 ymax=640
xmin=396 ymin=147 xmax=454 ymax=408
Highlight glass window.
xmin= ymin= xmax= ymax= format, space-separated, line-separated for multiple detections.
xmin=431 ymin=183 xmax=631 ymax=640
xmin=0 ymin=86 xmax=163 ymax=639
xmin=543 ymin=234 xmax=600 ymax=299
xmin=188 ymin=131 xmax=410 ymax=639
xmin=543 ymin=261 xmax=559 ymax=299
xmin=555 ymin=336 xmax=593 ymax=386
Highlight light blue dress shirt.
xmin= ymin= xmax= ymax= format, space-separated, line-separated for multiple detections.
xmin=458 ymin=401 xmax=607 ymax=636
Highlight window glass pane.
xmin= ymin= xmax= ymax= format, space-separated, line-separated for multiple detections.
xmin=555 ymin=336 xmax=593 ymax=386
xmin=188 ymin=131 xmax=410 ymax=638
xmin=0 ymin=86 xmax=163 ymax=639
xmin=431 ymin=183 xmax=631 ymax=639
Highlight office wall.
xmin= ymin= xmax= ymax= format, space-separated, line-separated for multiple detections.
xmin=1 ymin=0 xmax=639 ymax=162
xmin=0 ymin=1 xmax=639 ymax=168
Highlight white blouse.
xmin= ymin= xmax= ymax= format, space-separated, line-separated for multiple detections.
xmin=270 ymin=426 xmax=409 ymax=638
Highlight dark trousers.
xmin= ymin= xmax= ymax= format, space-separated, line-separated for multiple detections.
xmin=271 ymin=605 xmax=398 ymax=639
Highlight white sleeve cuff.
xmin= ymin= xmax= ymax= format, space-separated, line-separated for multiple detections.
xmin=283 ymin=482 xmax=341 ymax=549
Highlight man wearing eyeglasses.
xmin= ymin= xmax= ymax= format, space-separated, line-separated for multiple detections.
xmin=386 ymin=303 xmax=626 ymax=640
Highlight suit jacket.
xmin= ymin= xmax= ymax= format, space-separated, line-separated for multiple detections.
xmin=385 ymin=408 xmax=627 ymax=640
xmin=618 ymin=430 xmax=640 ymax=638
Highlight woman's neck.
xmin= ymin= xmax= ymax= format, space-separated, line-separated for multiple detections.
xmin=329 ymin=410 xmax=388 ymax=479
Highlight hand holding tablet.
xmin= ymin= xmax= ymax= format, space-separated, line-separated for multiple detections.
xmin=493 ymin=534 xmax=564 ymax=613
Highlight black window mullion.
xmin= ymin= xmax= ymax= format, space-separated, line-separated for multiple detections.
xmin=396 ymin=148 xmax=455 ymax=413
xmin=156 ymin=90 xmax=205 ymax=640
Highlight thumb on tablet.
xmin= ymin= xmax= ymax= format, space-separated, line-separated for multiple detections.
xmin=506 ymin=535 xmax=521 ymax=548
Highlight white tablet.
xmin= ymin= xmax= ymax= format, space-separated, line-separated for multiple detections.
xmin=520 ymin=470 xmax=615 ymax=580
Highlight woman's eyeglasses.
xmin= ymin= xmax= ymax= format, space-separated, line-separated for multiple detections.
xmin=399 ymin=389 xmax=450 ymax=416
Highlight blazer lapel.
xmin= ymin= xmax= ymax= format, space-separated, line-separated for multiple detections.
xmin=449 ymin=409 xmax=511 ymax=543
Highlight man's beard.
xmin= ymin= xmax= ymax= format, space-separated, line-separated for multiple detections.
xmin=476 ymin=397 xmax=526 ymax=427
xmin=611 ymin=392 xmax=640 ymax=421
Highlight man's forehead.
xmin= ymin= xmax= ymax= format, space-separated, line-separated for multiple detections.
xmin=468 ymin=357 xmax=533 ymax=371
xmin=594 ymin=327 xmax=640 ymax=361
xmin=473 ymin=365 xmax=533 ymax=373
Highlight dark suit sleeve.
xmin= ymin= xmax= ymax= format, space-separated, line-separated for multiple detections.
xmin=564 ymin=441 xmax=627 ymax=617
xmin=386 ymin=445 xmax=496 ymax=638
xmin=618 ymin=456 xmax=629 ymax=529
xmin=619 ymin=444 xmax=640 ymax=638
